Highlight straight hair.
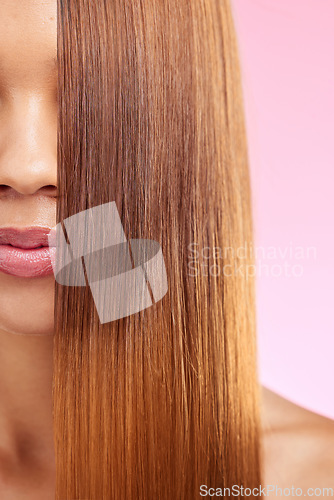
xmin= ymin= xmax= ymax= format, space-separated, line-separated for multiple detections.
xmin=55 ymin=0 xmax=262 ymax=497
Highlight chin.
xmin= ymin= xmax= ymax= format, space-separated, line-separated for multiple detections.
xmin=0 ymin=272 xmax=55 ymax=336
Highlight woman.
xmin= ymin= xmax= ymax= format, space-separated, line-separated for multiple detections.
xmin=0 ymin=1 xmax=332 ymax=499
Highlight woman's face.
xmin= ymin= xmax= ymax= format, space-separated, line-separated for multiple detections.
xmin=0 ymin=1 xmax=57 ymax=336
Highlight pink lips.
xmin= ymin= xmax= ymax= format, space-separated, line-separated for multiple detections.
xmin=0 ymin=227 xmax=56 ymax=278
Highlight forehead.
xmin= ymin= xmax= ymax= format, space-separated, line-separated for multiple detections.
xmin=0 ymin=0 xmax=56 ymax=86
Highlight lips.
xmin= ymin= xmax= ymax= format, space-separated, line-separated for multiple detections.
xmin=0 ymin=226 xmax=56 ymax=278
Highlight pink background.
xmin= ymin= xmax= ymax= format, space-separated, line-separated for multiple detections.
xmin=232 ymin=0 xmax=334 ymax=419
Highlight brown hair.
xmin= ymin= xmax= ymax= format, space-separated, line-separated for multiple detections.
xmin=55 ymin=0 xmax=262 ymax=498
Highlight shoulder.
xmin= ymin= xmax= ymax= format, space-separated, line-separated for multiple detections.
xmin=261 ymin=386 xmax=334 ymax=491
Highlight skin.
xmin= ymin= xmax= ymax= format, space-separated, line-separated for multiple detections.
xmin=0 ymin=0 xmax=56 ymax=498
xmin=262 ymin=387 xmax=334 ymax=497
xmin=0 ymin=1 xmax=332 ymax=498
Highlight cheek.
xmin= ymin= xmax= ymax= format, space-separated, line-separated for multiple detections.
xmin=0 ymin=273 xmax=55 ymax=335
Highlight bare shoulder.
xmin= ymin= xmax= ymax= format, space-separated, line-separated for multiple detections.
xmin=261 ymin=386 xmax=334 ymax=491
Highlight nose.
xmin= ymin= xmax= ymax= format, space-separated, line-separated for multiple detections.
xmin=0 ymin=93 xmax=57 ymax=197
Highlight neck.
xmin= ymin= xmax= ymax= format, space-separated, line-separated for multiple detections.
xmin=0 ymin=328 xmax=55 ymax=471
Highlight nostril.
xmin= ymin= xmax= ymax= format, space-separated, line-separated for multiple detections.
xmin=0 ymin=184 xmax=58 ymax=197
xmin=40 ymin=185 xmax=58 ymax=195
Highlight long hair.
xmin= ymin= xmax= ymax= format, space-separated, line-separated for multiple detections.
xmin=55 ymin=0 xmax=262 ymax=498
